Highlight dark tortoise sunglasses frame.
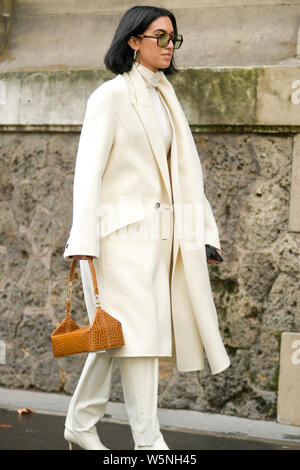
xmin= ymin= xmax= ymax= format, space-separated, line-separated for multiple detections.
xmin=137 ymin=32 xmax=183 ymax=49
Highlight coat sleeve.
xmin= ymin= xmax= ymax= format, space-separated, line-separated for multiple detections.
xmin=63 ymin=85 xmax=115 ymax=260
xmin=203 ymin=194 xmax=221 ymax=250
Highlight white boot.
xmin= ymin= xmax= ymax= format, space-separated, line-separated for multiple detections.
xmin=64 ymin=427 xmax=109 ymax=450
xmin=135 ymin=433 xmax=170 ymax=450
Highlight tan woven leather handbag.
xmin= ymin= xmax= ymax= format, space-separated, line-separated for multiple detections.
xmin=51 ymin=258 xmax=125 ymax=357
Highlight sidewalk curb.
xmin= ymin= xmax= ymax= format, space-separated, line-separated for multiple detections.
xmin=0 ymin=386 xmax=300 ymax=445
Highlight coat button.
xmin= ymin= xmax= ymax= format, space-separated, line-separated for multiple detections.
xmin=155 ymin=202 xmax=160 ymax=209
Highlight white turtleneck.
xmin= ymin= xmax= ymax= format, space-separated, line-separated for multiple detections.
xmin=134 ymin=62 xmax=172 ymax=158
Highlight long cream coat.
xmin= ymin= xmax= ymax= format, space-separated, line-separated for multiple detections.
xmin=64 ymin=62 xmax=230 ymax=375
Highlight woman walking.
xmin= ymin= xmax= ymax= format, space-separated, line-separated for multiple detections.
xmin=63 ymin=5 xmax=230 ymax=451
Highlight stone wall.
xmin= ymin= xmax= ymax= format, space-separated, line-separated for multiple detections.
xmin=0 ymin=48 xmax=300 ymax=419
xmin=1 ymin=0 xmax=300 ymax=72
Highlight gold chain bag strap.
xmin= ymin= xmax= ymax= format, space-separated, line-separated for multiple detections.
xmin=51 ymin=258 xmax=125 ymax=357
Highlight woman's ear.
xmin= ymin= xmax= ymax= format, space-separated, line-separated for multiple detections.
xmin=128 ymin=36 xmax=138 ymax=51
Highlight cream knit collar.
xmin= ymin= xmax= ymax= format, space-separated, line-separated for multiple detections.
xmin=133 ymin=61 xmax=164 ymax=89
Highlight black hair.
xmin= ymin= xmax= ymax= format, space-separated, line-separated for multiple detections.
xmin=104 ymin=5 xmax=180 ymax=75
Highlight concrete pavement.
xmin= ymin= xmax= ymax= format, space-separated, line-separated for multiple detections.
xmin=0 ymin=386 xmax=300 ymax=450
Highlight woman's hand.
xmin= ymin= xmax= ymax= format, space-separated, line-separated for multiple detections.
xmin=72 ymin=255 xmax=95 ymax=260
xmin=207 ymin=248 xmax=222 ymax=265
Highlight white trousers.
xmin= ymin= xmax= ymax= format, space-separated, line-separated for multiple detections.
xmin=65 ymin=351 xmax=163 ymax=446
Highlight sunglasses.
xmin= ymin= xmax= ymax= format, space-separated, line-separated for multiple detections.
xmin=137 ymin=32 xmax=183 ymax=50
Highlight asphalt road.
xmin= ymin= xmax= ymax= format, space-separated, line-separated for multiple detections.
xmin=1 ymin=408 xmax=300 ymax=451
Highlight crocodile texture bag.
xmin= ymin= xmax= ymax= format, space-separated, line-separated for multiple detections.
xmin=51 ymin=258 xmax=125 ymax=357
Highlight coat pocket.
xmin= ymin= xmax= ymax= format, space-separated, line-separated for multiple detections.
xmin=97 ymin=199 xmax=146 ymax=239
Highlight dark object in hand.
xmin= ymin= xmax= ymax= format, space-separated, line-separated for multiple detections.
xmin=205 ymin=244 xmax=223 ymax=263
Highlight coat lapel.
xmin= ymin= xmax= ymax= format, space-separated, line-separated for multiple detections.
xmin=122 ymin=64 xmax=172 ymax=203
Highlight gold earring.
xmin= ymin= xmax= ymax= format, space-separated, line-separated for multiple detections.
xmin=133 ymin=50 xmax=140 ymax=63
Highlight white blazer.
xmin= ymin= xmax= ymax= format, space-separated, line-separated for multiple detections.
xmin=64 ymin=62 xmax=230 ymax=374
